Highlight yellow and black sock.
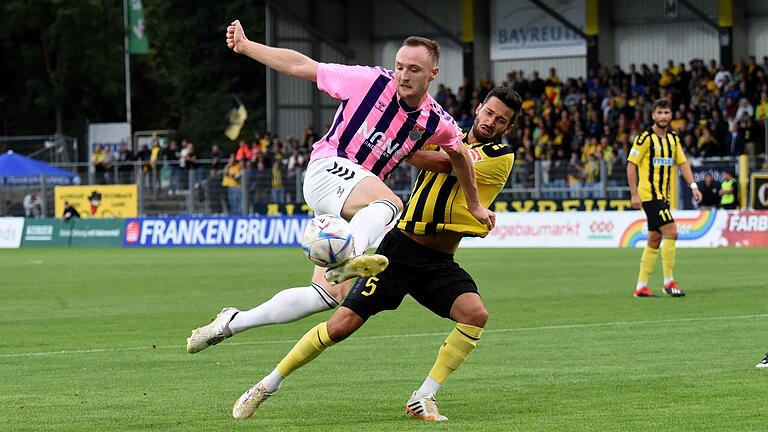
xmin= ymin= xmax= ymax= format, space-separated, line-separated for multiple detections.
xmin=276 ymin=322 xmax=336 ymax=377
xmin=637 ymin=246 xmax=659 ymax=287
xmin=427 ymin=323 xmax=483 ymax=384
xmin=662 ymin=238 xmax=676 ymax=281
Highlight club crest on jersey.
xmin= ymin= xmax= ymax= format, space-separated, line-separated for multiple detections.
xmin=409 ymin=124 xmax=425 ymax=141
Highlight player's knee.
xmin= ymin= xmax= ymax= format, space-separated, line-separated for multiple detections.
xmin=456 ymin=305 xmax=488 ymax=328
xmin=466 ymin=306 xmax=489 ymax=328
xmin=391 ymin=196 xmax=403 ymax=211
xmin=665 ymin=232 xmax=678 ymax=240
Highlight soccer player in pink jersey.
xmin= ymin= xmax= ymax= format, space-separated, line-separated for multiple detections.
xmin=186 ymin=20 xmax=494 ymax=354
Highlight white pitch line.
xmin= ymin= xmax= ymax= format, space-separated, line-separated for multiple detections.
xmin=1 ymin=313 xmax=766 ymax=359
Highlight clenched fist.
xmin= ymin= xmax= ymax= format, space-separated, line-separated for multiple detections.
xmin=226 ymin=20 xmax=248 ymax=54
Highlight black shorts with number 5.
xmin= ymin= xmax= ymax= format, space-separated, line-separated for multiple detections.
xmin=642 ymin=199 xmax=675 ymax=232
xmin=341 ymin=228 xmax=478 ymax=321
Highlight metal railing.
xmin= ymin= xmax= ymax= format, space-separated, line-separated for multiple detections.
xmin=2 ymin=155 xmax=759 ymax=218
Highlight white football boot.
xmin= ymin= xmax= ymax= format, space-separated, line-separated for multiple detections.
xmin=232 ymin=382 xmax=274 ymax=419
xmin=405 ymin=391 xmax=448 ymax=422
xmin=324 ymin=254 xmax=389 ymax=285
xmin=756 ymin=353 xmax=768 ymax=369
xmin=186 ymin=307 xmax=239 ymax=353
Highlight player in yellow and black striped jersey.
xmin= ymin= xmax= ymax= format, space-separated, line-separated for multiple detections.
xmin=627 ymin=98 xmax=702 ymax=298
xmin=628 ymin=128 xmax=687 ymax=204
xmin=234 ymin=87 xmax=522 ymax=422
xmin=398 ymin=135 xmax=514 ymax=238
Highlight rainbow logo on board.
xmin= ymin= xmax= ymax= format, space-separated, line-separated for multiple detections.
xmin=619 ymin=211 xmax=717 ymax=248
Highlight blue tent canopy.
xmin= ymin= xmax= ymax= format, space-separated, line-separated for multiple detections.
xmin=0 ymin=151 xmax=80 ymax=186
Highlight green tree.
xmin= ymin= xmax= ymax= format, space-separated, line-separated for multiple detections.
xmin=133 ymin=0 xmax=266 ymax=154
xmin=0 ymin=0 xmax=267 ymax=158
xmin=0 ymin=0 xmax=124 ymax=139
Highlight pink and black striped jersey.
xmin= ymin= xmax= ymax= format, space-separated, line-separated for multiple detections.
xmin=310 ymin=63 xmax=463 ymax=180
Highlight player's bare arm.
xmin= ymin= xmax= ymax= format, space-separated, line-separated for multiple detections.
xmin=406 ymin=150 xmax=452 ymax=173
xmin=679 ymin=161 xmax=703 ymax=202
xmin=226 ymin=20 xmax=318 ymax=81
xmin=445 ymin=145 xmax=495 ymax=229
xmin=626 ymin=162 xmax=641 ymax=209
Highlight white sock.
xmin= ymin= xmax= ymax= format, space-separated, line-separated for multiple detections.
xmin=228 ymin=284 xmax=338 ymax=334
xmin=415 ymin=376 xmax=441 ymax=398
xmin=349 ymin=199 xmax=400 ymax=255
xmin=664 ymin=277 xmax=674 ymax=285
xmin=635 ymin=281 xmax=647 ymax=290
xmin=261 ymin=368 xmax=284 ymax=393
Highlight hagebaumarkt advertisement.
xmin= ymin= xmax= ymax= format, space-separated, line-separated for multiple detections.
xmin=21 ymin=218 xmax=124 ymax=247
xmin=460 ymin=211 xmax=768 ymax=248
xmin=123 ymin=217 xmax=312 ymax=247
xmin=0 ymin=217 xmax=25 ymax=248
xmin=54 ymin=184 xmax=138 ymax=218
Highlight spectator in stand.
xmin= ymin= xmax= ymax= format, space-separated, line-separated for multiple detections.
xmin=756 ymin=91 xmax=768 ymax=121
xmin=235 ymin=139 xmax=252 ymax=161
xmin=697 ymin=172 xmax=720 ymax=208
xmin=23 ymin=191 xmax=43 ymax=218
xmin=715 ymin=64 xmax=733 ymax=89
xmin=208 ymin=144 xmax=225 ymax=214
xmin=210 ymin=144 xmax=223 ymax=177
xmin=102 ymin=145 xmax=115 ymax=184
xmin=303 ymin=125 xmax=319 ymax=148
xmin=719 ymin=170 xmax=738 ymax=209
xmin=567 ymin=152 xmax=584 ymax=198
xmin=180 ymin=141 xmax=197 ymax=190
xmin=148 ymin=138 xmax=162 ymax=190
xmin=137 ymin=143 xmax=151 ymax=186
xmin=697 ymin=127 xmax=718 ymax=157
xmin=117 ymin=142 xmax=134 ymax=184
xmin=251 ymin=158 xmax=271 ymax=212
xmin=222 ymin=155 xmax=243 ymax=215
xmin=165 ymin=141 xmax=180 ymax=194
xmin=91 ymin=144 xmax=106 ymax=184
xmin=270 ymin=160 xmax=285 ymax=204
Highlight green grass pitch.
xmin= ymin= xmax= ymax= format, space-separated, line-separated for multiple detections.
xmin=1 ymin=247 xmax=766 ymax=431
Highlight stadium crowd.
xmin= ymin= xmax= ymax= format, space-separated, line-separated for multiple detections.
xmin=89 ymin=55 xmax=766 ymax=211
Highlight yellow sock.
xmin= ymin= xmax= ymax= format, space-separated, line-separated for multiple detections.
xmin=662 ymin=238 xmax=676 ymax=280
xmin=427 ymin=323 xmax=483 ymax=384
xmin=276 ymin=322 xmax=336 ymax=377
xmin=637 ymin=246 xmax=659 ymax=286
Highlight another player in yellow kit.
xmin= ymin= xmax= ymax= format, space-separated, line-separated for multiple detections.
xmin=627 ymin=98 xmax=702 ymax=298
xmin=229 ymin=86 xmax=522 ymax=422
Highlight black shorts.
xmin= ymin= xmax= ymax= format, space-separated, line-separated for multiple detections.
xmin=341 ymin=229 xmax=478 ymax=320
xmin=642 ymin=200 xmax=675 ymax=232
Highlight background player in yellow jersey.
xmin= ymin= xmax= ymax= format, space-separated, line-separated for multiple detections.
xmin=229 ymin=86 xmax=522 ymax=422
xmin=627 ymin=98 xmax=702 ymax=298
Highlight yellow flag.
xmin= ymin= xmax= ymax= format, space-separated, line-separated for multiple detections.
xmin=224 ymin=102 xmax=247 ymax=141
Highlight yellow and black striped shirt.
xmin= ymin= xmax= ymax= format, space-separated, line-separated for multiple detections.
xmin=627 ymin=129 xmax=686 ymax=203
xmin=398 ymin=136 xmax=515 ymax=237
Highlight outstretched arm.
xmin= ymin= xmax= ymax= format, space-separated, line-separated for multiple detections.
xmin=227 ymin=20 xmax=318 ymax=82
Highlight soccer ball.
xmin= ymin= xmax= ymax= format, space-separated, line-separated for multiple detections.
xmin=301 ymin=214 xmax=355 ymax=268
